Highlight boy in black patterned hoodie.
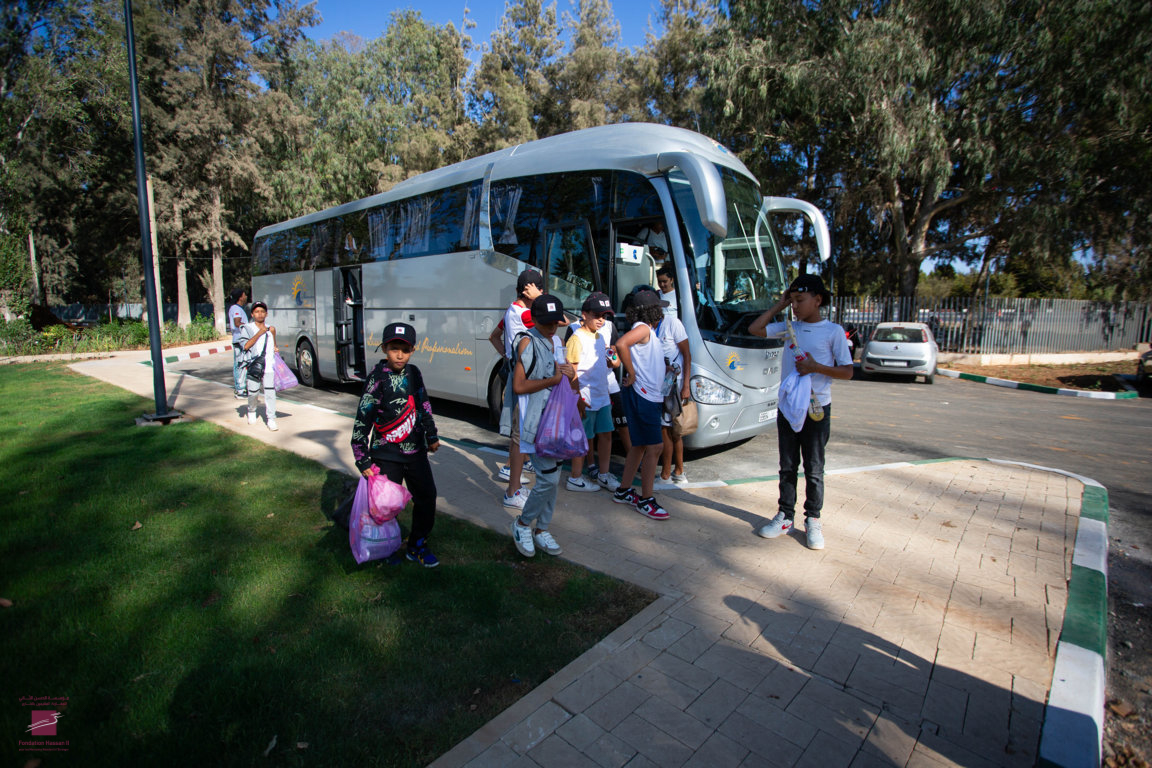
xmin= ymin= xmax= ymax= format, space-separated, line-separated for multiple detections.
xmin=351 ymin=323 xmax=441 ymax=566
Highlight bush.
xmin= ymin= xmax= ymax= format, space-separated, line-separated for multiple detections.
xmin=0 ymin=315 xmax=225 ymax=357
xmin=0 ymin=318 xmax=37 ymax=355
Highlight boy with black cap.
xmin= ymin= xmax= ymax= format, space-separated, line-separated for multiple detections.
xmin=748 ymin=274 xmax=853 ymax=550
xmin=488 ymin=269 xmax=547 ymax=509
xmin=503 ymin=294 xmax=578 ymax=558
xmin=351 ymin=322 xmax=442 ymax=567
xmin=564 ymin=292 xmax=621 ymax=492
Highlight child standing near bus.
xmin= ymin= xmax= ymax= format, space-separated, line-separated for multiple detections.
xmin=656 ymin=266 xmax=691 ymax=484
xmin=613 ymin=288 xmax=671 ymax=520
xmin=488 ymin=269 xmax=545 ymax=509
xmin=351 ymin=323 xmax=442 ymax=567
xmin=505 ymin=295 xmax=577 ymax=557
xmin=748 ymin=274 xmax=853 ymax=550
xmin=564 ymin=292 xmax=620 ymax=493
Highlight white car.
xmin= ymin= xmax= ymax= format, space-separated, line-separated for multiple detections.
xmin=860 ymin=322 xmax=939 ymax=384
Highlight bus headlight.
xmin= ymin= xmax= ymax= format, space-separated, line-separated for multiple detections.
xmin=690 ymin=375 xmax=740 ymax=405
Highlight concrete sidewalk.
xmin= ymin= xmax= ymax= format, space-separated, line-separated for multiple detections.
xmin=65 ymin=343 xmax=1104 ymax=768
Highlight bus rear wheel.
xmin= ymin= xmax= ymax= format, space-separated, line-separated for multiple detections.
xmin=297 ymin=340 xmax=319 ymax=388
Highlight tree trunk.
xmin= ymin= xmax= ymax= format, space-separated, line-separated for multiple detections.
xmin=28 ymin=231 xmax=45 ymax=305
xmin=210 ymin=187 xmax=226 ymax=336
xmin=174 ymin=202 xmax=191 ymax=328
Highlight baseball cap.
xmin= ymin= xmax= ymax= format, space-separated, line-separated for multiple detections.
xmin=630 ymin=288 xmax=667 ymax=308
xmin=581 ymin=292 xmax=614 ymax=315
xmin=530 ymin=294 xmax=566 ymax=324
xmin=381 ymin=322 xmax=416 ymax=347
xmin=789 ymin=273 xmax=832 ymax=304
xmin=516 ymin=269 xmax=545 ymax=294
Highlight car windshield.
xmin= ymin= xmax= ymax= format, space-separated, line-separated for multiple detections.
xmin=874 ymin=328 xmax=924 ymax=343
xmin=669 ymin=165 xmax=788 ymax=346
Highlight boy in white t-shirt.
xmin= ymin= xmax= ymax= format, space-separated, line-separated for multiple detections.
xmin=748 ymin=274 xmax=853 ymax=550
xmin=564 ymin=293 xmax=620 ymax=493
xmin=488 ymin=269 xmax=545 ymax=509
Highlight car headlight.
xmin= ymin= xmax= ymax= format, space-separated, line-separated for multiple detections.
xmin=690 ymin=375 xmax=740 ymax=405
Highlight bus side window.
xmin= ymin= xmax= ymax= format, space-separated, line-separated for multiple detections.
xmin=491 ymin=176 xmax=550 ymax=266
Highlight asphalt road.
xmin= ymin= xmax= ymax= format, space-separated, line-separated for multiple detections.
xmin=172 ymin=354 xmax=1152 ymax=593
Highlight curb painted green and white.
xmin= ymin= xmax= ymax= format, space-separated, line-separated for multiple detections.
xmin=938 ymin=367 xmax=1137 ymax=399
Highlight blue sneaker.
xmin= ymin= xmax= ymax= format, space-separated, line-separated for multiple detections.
xmin=584 ymin=463 xmax=599 ymax=480
xmin=405 ymin=538 xmax=440 ymax=568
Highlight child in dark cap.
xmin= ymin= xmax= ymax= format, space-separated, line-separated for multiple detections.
xmin=351 ymin=322 xmax=442 ymax=566
xmin=749 ymin=274 xmax=853 ymax=551
xmin=504 ymin=294 xmax=578 ymax=558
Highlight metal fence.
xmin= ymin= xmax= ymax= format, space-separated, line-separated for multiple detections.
xmin=830 ymin=296 xmax=1152 ymax=355
xmin=52 ymin=303 xmax=215 ymax=325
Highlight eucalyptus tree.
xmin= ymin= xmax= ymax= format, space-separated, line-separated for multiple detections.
xmin=1 ymin=0 xmax=132 ymax=309
xmin=469 ymin=0 xmax=562 ymax=151
xmin=543 ymin=0 xmax=625 ymax=133
xmin=137 ymin=0 xmax=314 ymax=330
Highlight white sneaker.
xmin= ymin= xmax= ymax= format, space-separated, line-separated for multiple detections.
xmin=247 ymin=412 xmax=257 ymax=425
xmin=671 ymin=472 xmax=688 ymax=485
xmin=597 ymin=473 xmax=620 ymax=491
xmin=755 ymin=512 xmax=793 ymax=539
xmin=511 ymin=519 xmax=535 ymax=557
xmin=566 ymin=477 xmax=599 ymax=493
xmin=523 ymin=459 xmax=536 ymax=474
xmin=502 ymin=488 xmax=528 ymax=510
xmin=498 ymin=464 xmax=528 ymax=483
xmin=533 ymin=530 xmax=562 ymax=556
xmin=805 ymin=518 xmax=825 ymax=550
xmin=267 ymin=418 xmax=278 ymax=432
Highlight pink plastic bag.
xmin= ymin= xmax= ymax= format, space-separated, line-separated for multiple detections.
xmin=365 ymin=471 xmax=412 ymax=523
xmin=534 ymin=382 xmax=589 ymax=460
xmin=349 ymin=475 xmax=403 ymax=564
xmin=272 ymin=351 xmax=298 ymax=391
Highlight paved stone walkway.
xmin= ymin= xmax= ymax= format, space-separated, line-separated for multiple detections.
xmin=65 ymin=345 xmax=1086 ymax=768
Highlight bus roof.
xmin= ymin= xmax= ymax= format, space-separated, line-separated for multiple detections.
xmin=254 ymin=123 xmax=757 ymax=239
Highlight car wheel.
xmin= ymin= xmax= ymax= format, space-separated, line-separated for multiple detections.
xmin=925 ymin=368 xmax=936 ymax=385
xmin=487 ymin=368 xmax=505 ymax=425
xmin=296 ymin=339 xmax=319 ymax=388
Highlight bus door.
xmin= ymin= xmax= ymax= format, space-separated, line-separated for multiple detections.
xmin=542 ymin=221 xmax=600 ymax=311
xmin=333 ymin=267 xmax=366 ymax=381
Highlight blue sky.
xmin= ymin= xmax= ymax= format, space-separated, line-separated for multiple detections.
xmin=301 ymin=0 xmax=663 ymax=54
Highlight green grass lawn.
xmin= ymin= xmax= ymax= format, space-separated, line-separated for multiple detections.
xmin=0 ymin=363 xmax=654 ymax=766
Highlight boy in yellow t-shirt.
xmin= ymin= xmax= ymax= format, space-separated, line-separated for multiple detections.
xmin=564 ymin=293 xmax=619 ymax=492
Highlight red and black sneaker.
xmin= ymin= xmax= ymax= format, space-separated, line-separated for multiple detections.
xmin=635 ymin=496 xmax=669 ymax=520
xmin=613 ymin=487 xmax=641 ymax=506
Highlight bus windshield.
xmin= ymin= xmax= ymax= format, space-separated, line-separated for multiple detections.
xmin=671 ymin=165 xmax=788 ymax=345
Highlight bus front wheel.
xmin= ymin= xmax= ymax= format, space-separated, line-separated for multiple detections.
xmin=297 ymin=340 xmax=319 ymax=388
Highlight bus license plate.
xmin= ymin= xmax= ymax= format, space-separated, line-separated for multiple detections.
xmin=758 ymin=408 xmax=777 ymax=423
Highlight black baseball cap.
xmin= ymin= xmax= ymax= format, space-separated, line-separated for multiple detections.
xmin=516 ymin=269 xmax=545 ymax=293
xmin=789 ymin=273 xmax=832 ymax=304
xmin=381 ymin=322 xmax=416 ymax=347
xmin=530 ymin=294 xmax=566 ymax=324
xmin=630 ymin=288 xmax=667 ymax=308
xmin=581 ymin=292 xmax=614 ymax=315
xmin=251 ymin=301 xmax=268 ymax=312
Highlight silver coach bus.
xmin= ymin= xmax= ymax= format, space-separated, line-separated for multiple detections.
xmin=251 ymin=123 xmax=830 ymax=449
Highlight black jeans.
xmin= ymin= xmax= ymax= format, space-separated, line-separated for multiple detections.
xmin=375 ymin=452 xmax=437 ymax=548
xmin=777 ymin=404 xmax=831 ymax=520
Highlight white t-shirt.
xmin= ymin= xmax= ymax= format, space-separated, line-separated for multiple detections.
xmin=660 ymin=289 xmax=678 ymax=316
xmin=628 ymin=322 xmax=665 ymax=404
xmin=228 ymin=304 xmax=249 ymax=343
xmin=638 ymin=226 xmax=668 ymax=256
xmin=764 ymin=318 xmax=852 ymax=406
xmin=566 ymin=327 xmax=610 ymax=410
xmin=656 ymin=316 xmax=689 ymax=388
xmin=569 ymin=320 xmax=620 ymax=395
xmin=501 ymin=301 xmax=533 ymax=359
